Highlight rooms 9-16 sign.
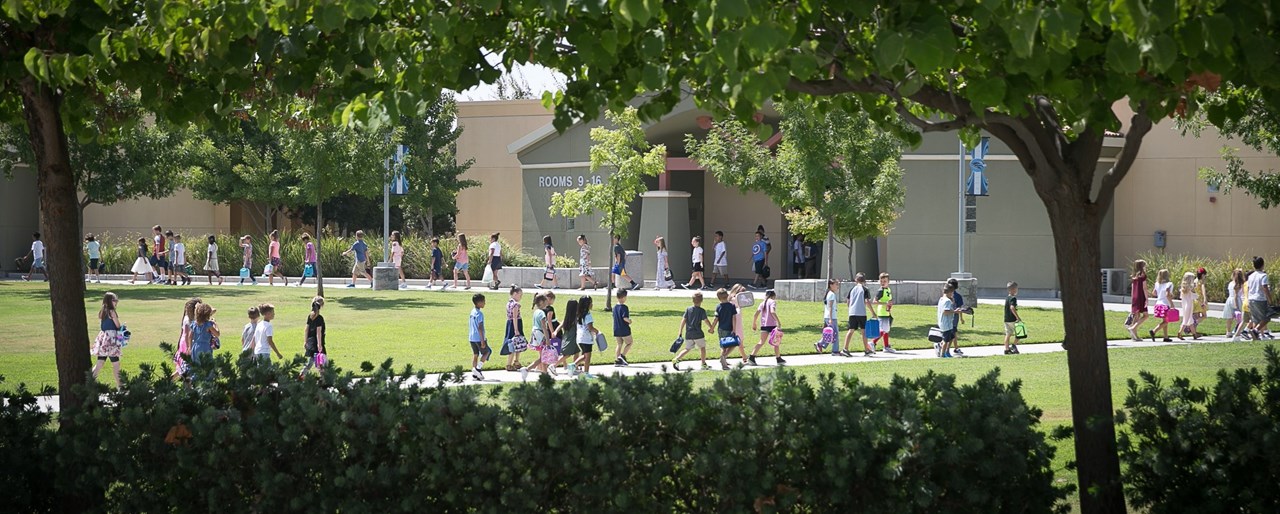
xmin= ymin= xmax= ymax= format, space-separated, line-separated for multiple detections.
xmin=537 ymin=174 xmax=603 ymax=188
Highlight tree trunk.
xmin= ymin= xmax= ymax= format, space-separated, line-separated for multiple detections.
xmin=825 ymin=217 xmax=835 ymax=280
xmin=19 ymin=79 xmax=91 ymax=411
xmin=1044 ymin=196 xmax=1126 ymax=513
xmin=426 ymin=206 xmax=435 ymax=237
xmin=315 ymin=199 xmax=325 ymax=297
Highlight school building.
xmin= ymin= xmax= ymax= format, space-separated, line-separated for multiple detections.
xmin=453 ymin=97 xmax=1280 ymax=296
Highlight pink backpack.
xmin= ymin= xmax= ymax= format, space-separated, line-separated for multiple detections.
xmin=768 ymin=328 xmax=783 ymax=347
xmin=821 ymin=326 xmax=835 ymax=345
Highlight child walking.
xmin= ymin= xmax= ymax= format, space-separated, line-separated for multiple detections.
xmin=251 ymin=304 xmax=283 ymax=361
xmin=576 ymin=235 xmax=599 ymax=290
xmin=710 ymin=288 xmax=740 ymax=370
xmin=430 ymin=237 xmax=444 ymax=288
xmin=574 ymin=295 xmax=599 ymax=378
xmin=301 ymin=297 xmax=327 ymax=376
xmin=1179 ymin=272 xmax=1200 ymax=340
xmin=297 ymin=233 xmax=317 ymax=287
xmin=164 ymin=230 xmax=178 ymax=285
xmin=1003 ymin=282 xmax=1022 ymax=354
xmin=390 ymin=231 xmax=406 ymax=286
xmin=172 ymin=297 xmax=202 ymax=380
xmin=487 ymin=233 xmax=504 ymax=290
xmin=267 ymin=230 xmax=288 ymax=286
xmin=468 ymin=293 xmax=491 ymax=380
xmin=238 ymin=235 xmax=258 ymax=286
xmin=937 ymin=284 xmax=957 ymax=358
xmin=612 ymin=234 xmax=640 ymax=291
xmin=819 ymin=279 xmax=840 ymax=356
xmin=342 ymin=230 xmax=372 ymax=288
xmin=172 ymin=234 xmax=191 ymax=285
xmin=91 ymin=292 xmax=125 ymax=388
xmin=504 ymin=286 xmax=527 ymax=374
xmin=452 ymin=234 xmax=472 ymax=289
xmin=749 ymin=289 xmax=785 ymax=366
xmin=241 ymin=306 xmax=261 ymax=354
xmin=1125 ymin=259 xmax=1150 ymax=341
xmin=84 ymin=234 xmax=102 ymax=283
xmin=869 ymin=273 xmax=899 ymax=353
xmin=204 ymin=235 xmax=223 ymax=285
xmin=672 ymin=292 xmax=714 ymax=370
xmin=537 ymin=235 xmax=559 ymax=289
xmin=842 ymin=273 xmax=875 ymax=357
xmin=655 ymin=236 xmax=674 ymax=290
xmin=526 ymin=293 xmax=553 ymax=377
xmin=679 ymin=236 xmax=706 ymax=290
xmin=21 ymin=232 xmax=47 ymax=282
xmin=130 ymin=237 xmax=154 ymax=284
xmin=1149 ymin=269 xmax=1175 ymax=342
xmin=613 ymin=289 xmax=633 ymax=366
xmin=558 ymin=299 xmax=580 ymax=376
xmin=189 ymin=303 xmax=220 ymax=373
xmin=1226 ymin=268 xmax=1247 ymax=340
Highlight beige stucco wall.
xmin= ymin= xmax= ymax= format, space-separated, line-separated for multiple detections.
xmin=1113 ymin=106 xmax=1280 ymax=266
xmin=701 ymin=173 xmax=786 ymax=280
xmin=81 ymin=188 xmax=231 ymax=239
xmin=1 ymin=167 xmax=40 ymax=267
xmin=454 ymin=100 xmax=555 ymax=247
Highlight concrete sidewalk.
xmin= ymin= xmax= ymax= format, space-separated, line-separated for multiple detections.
xmin=28 ymin=333 xmax=1252 ymax=413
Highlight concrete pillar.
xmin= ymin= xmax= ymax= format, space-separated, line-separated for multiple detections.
xmin=373 ymin=264 xmax=399 ymax=290
xmin=637 ymin=190 xmax=692 ymax=284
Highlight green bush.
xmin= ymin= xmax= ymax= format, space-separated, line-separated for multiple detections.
xmin=0 ymin=380 xmax=54 ymax=513
xmin=1132 ymin=251 xmax=1280 ymax=303
xmin=1118 ymin=344 xmax=1280 ymax=513
xmin=11 ymin=355 xmax=1067 ymax=512
xmin=84 ymin=232 xmax=573 ymax=279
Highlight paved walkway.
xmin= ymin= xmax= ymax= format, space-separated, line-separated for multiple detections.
xmin=29 ymin=333 xmax=1251 ymax=413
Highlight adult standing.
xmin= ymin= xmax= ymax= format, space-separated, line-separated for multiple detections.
xmin=654 ymin=236 xmax=674 ymax=290
xmin=612 ymin=234 xmax=640 ymax=291
xmin=711 ymin=231 xmax=728 ymax=287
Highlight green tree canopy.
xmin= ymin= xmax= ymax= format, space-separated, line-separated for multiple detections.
xmin=687 ymin=102 xmax=905 ymax=278
xmin=1182 ymin=87 xmax=1280 ymax=208
xmin=396 ymin=94 xmax=477 ymax=236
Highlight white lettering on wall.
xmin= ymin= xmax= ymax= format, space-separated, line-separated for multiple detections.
xmin=536 ymin=175 xmax=603 ymax=188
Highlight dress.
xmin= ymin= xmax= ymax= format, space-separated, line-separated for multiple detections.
xmin=131 ymin=246 xmax=153 ymax=275
xmin=93 ymin=316 xmax=123 ymax=358
xmin=579 ymin=245 xmax=594 ymax=277
xmin=205 ymin=243 xmax=220 ymax=272
xmin=175 ymin=315 xmax=191 ymax=374
xmin=655 ymin=249 xmax=673 ymax=289
xmin=1130 ymin=274 xmax=1148 ymax=314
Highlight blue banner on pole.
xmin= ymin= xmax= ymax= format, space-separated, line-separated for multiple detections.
xmin=965 ymin=137 xmax=989 ymax=196
xmin=390 ymin=144 xmax=409 ymax=195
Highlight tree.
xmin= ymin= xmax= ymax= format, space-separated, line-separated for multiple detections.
xmin=495 ymin=2 xmax=1280 ymax=511
xmin=550 ymin=107 xmax=665 ymax=308
xmin=1 ymin=0 xmax=507 ymax=413
xmin=396 ymin=94 xmax=477 ymax=236
xmin=687 ymin=102 xmax=905 ymax=279
xmin=185 ymin=120 xmax=296 ymax=234
xmin=1 ymin=93 xmax=193 ymax=230
xmin=1182 ymin=87 xmax=1280 ymax=208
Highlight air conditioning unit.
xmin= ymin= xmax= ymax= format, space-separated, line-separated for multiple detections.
xmin=1101 ymin=268 xmax=1129 ymax=296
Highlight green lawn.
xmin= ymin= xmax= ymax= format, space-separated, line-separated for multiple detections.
xmin=0 ymin=282 xmax=1237 ymax=391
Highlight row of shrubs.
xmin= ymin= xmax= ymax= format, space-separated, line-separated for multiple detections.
xmin=3 ymin=355 xmax=1069 ymax=512
xmin=1131 ymin=251 xmax=1280 ymax=303
xmin=79 ymin=231 xmax=577 ymax=278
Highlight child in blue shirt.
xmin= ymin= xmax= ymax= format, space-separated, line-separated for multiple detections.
xmin=430 ymin=237 xmax=445 ymax=288
xmin=343 ymin=230 xmax=372 ymax=288
xmin=468 ymin=293 xmax=490 ymax=380
xmin=613 ymin=289 xmax=633 ymax=366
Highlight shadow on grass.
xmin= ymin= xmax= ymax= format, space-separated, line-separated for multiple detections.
xmin=333 ymin=296 xmax=453 ymax=311
xmin=76 ymin=286 xmax=267 ymax=302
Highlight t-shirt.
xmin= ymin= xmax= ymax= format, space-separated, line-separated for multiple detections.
xmin=714 ymin=241 xmax=727 ymax=266
xmin=391 ymin=243 xmax=404 ymax=263
xmin=1153 ymin=282 xmax=1174 ymax=307
xmin=455 ymin=246 xmax=469 ymax=264
xmin=269 ymin=241 xmax=281 ymax=259
xmin=578 ymin=313 xmax=595 ymax=345
xmin=254 ymin=320 xmax=274 ymax=356
xmin=306 ymin=314 xmax=325 ymax=348
xmin=875 ymin=287 xmax=893 ymax=317
xmin=154 ymin=234 xmax=166 ymax=256
xmin=532 ymin=309 xmax=547 ymax=336
xmin=751 ymin=241 xmax=765 ymax=262
xmin=847 ymin=284 xmax=869 ymax=316
xmin=952 ymin=291 xmax=964 ymax=326
xmin=614 ymin=243 xmax=625 ymax=265
xmin=85 ymin=240 xmax=100 ymax=259
xmin=757 ymin=298 xmax=778 ymax=327
xmin=305 ymin=242 xmax=317 ymax=263
xmin=1247 ymin=271 xmax=1270 ymax=302
xmin=683 ymin=306 xmax=708 ymax=339
xmin=241 ymin=322 xmax=257 ymax=352
xmin=208 ymin=243 xmax=218 ymax=262
xmin=793 ymin=240 xmax=804 ymax=263
xmin=468 ymin=308 xmax=484 ymax=342
xmin=489 ymin=241 xmax=502 ymax=257
xmin=715 ymin=302 xmax=737 ymax=331
xmin=612 ymin=304 xmax=631 ymax=337
xmin=173 ymin=243 xmax=186 ymax=265
xmin=824 ymin=291 xmax=838 ymax=321
xmin=692 ymin=246 xmax=703 ymax=264
xmin=431 ymin=248 xmax=443 ymax=268
xmin=1004 ymin=295 xmax=1019 ymax=322
xmin=31 ymin=240 xmax=45 ymax=260
xmin=352 ymin=240 xmax=368 ymax=262
xmin=938 ymin=297 xmax=956 ymax=331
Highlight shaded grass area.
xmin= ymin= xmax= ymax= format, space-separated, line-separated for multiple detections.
xmin=0 ymin=282 xmax=1236 ymax=391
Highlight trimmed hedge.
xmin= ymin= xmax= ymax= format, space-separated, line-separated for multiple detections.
xmin=6 ymin=357 xmax=1067 ymax=513
xmin=84 ymin=231 xmax=575 ymax=279
xmin=1118 ymin=344 xmax=1280 ymax=513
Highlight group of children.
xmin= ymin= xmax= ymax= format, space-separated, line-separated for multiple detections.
xmin=1124 ymin=257 xmax=1274 ymax=343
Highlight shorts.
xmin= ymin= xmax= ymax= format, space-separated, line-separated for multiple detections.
xmin=152 ymin=257 xmax=169 ymax=269
xmin=1250 ymin=300 xmax=1270 ymax=324
xmin=270 ymin=257 xmax=282 ymax=267
xmin=752 ymin=260 xmax=766 ymax=275
xmin=32 ymin=257 xmax=46 ymax=269
xmin=878 ymin=317 xmax=892 ymax=334
xmin=713 ymin=265 xmax=728 ymax=275
xmin=456 ymin=262 xmax=470 ymax=271
xmin=88 ymin=258 xmax=99 ymax=270
xmin=614 ymin=331 xmax=632 ymax=339
xmin=352 ymin=261 xmax=366 ymax=274
xmin=490 ymin=256 xmax=503 ymax=271
xmin=761 ymin=325 xmax=776 ymax=333
xmin=692 ymin=262 xmax=704 ymax=273
xmin=578 ymin=341 xmax=594 ymax=354
xmin=942 ymin=328 xmax=957 ymax=342
xmin=469 ymin=341 xmax=488 ymax=355
xmin=684 ymin=338 xmax=707 ymax=349
xmin=717 ymin=328 xmax=738 ymax=344
xmin=847 ymin=315 xmax=867 ymax=331
xmin=1004 ymin=322 xmax=1017 ymax=336
xmin=432 ymin=264 xmax=442 ymax=276
xmin=393 ymin=258 xmax=402 ymax=268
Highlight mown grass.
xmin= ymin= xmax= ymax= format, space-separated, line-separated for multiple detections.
xmin=0 ymin=281 xmax=1235 ymax=391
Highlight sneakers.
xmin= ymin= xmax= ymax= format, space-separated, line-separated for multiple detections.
xmin=941 ymin=352 xmax=953 ymax=358
xmin=618 ymin=355 xmax=630 ymax=367
xmin=813 ymin=342 xmax=823 ymax=354
xmin=581 ymin=372 xmax=596 ymax=380
xmin=700 ymin=363 xmax=712 ymax=371
xmin=721 ymin=360 xmax=731 ymax=370
xmin=671 ymin=359 xmax=681 ymax=371
xmin=1004 ymin=348 xmax=1014 ymax=355
xmin=883 ymin=347 xmax=899 ymax=354
xmin=519 ymin=367 xmax=529 ymax=382
xmin=567 ymin=363 xmax=578 ymax=377
xmin=863 ymin=351 xmax=874 ymax=357
xmin=953 ymin=348 xmax=964 ymax=356
xmin=675 ymin=284 xmax=687 ymax=290
xmin=630 ymin=282 xmax=641 ymax=291
xmin=346 ymin=283 xmax=355 ymax=288
xmin=472 ymin=367 xmax=484 ymax=381
xmin=748 ymin=355 xmax=758 ymax=366
xmin=1011 ymin=345 xmax=1020 ymax=354
xmin=839 ymin=350 xmax=852 ymax=358
xmin=776 ymin=357 xmax=786 ymax=365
